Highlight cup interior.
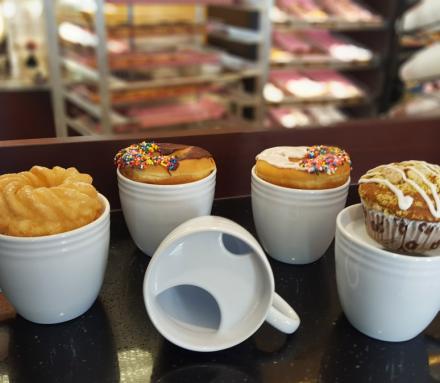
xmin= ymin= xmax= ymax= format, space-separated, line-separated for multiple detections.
xmin=144 ymin=224 xmax=273 ymax=351
xmin=156 ymin=284 xmax=222 ymax=332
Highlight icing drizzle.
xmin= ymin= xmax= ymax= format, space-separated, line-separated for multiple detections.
xmin=359 ymin=161 xmax=440 ymax=218
xmin=256 ymin=145 xmax=351 ymax=175
xmin=114 ymin=141 xmax=179 ymax=172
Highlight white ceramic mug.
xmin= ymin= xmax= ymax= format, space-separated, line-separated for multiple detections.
xmin=251 ymin=166 xmax=350 ymax=264
xmin=117 ymin=168 xmax=216 ymax=256
xmin=143 ymin=215 xmax=300 ymax=352
xmin=335 ymin=204 xmax=440 ymax=342
xmin=0 ymin=194 xmax=110 ymax=324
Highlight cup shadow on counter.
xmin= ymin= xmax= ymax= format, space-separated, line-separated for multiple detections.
xmin=8 ymin=300 xmax=119 ymax=383
xmin=319 ymin=315 xmax=432 ymax=383
xmin=151 ymin=336 xmax=262 ymax=383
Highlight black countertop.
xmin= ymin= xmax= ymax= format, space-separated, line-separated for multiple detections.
xmin=1 ymin=195 xmax=440 ymax=383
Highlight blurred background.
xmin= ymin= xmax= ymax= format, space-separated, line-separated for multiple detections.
xmin=0 ymin=0 xmax=438 ymax=140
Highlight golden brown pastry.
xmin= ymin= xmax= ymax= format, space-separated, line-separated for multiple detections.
xmin=255 ymin=145 xmax=351 ymax=190
xmin=115 ymin=141 xmax=216 ymax=185
xmin=0 ymin=166 xmax=102 ymax=237
xmin=359 ymin=161 xmax=440 ymax=222
xmin=359 ymin=161 xmax=440 ymax=254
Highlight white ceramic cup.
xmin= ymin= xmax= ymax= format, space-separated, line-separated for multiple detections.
xmin=143 ymin=215 xmax=300 ymax=352
xmin=251 ymin=166 xmax=350 ymax=264
xmin=117 ymin=168 xmax=216 ymax=256
xmin=0 ymin=194 xmax=110 ymax=324
xmin=335 ymin=204 xmax=440 ymax=342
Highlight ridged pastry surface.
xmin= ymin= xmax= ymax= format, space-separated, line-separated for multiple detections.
xmin=115 ymin=141 xmax=216 ymax=185
xmin=359 ymin=161 xmax=440 ymax=222
xmin=0 ymin=166 xmax=102 ymax=237
xmin=255 ymin=145 xmax=351 ymax=189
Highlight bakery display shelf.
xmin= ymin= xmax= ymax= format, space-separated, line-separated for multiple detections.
xmin=66 ymin=113 xmax=249 ymax=136
xmin=273 ymin=16 xmax=386 ymax=32
xmin=62 ymin=58 xmax=126 ymax=88
xmin=66 ymin=117 xmax=96 ymax=136
xmin=63 ymin=55 xmax=259 ymax=91
xmin=208 ymin=29 xmax=264 ymax=45
xmin=106 ymin=0 xmax=236 ymax=4
xmin=57 ymin=13 xmax=207 ymax=35
xmin=227 ymin=90 xmax=261 ymax=106
xmin=265 ymin=93 xmax=369 ymax=107
xmin=111 ymin=68 xmax=260 ymax=90
xmin=64 ymin=90 xmax=132 ymax=125
xmin=48 ymin=0 xmax=272 ymax=136
xmin=270 ymin=53 xmax=380 ymax=71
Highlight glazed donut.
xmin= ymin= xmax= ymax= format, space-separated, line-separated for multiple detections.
xmin=255 ymin=145 xmax=351 ymax=190
xmin=0 ymin=166 xmax=102 ymax=237
xmin=115 ymin=141 xmax=216 ymax=185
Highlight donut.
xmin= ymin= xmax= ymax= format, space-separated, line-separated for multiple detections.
xmin=114 ymin=141 xmax=216 ymax=185
xmin=0 ymin=166 xmax=102 ymax=237
xmin=255 ymin=145 xmax=351 ymax=190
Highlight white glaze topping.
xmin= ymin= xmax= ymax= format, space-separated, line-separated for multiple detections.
xmin=359 ymin=161 xmax=440 ymax=218
xmin=256 ymin=146 xmax=308 ymax=169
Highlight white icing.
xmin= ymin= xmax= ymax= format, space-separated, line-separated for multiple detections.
xmin=329 ymin=45 xmax=372 ymax=63
xmin=359 ymin=161 xmax=440 ymax=218
xmin=359 ymin=177 xmax=414 ymax=210
xmin=279 ymin=110 xmax=310 ymax=128
xmin=264 ymin=83 xmax=284 ymax=103
xmin=286 ymin=79 xmax=327 ymax=98
xmin=256 ymin=146 xmax=308 ymax=169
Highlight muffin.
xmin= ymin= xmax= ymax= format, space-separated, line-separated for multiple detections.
xmin=255 ymin=145 xmax=351 ymax=190
xmin=0 ymin=166 xmax=102 ymax=237
xmin=114 ymin=141 xmax=216 ymax=185
xmin=359 ymin=160 xmax=440 ymax=254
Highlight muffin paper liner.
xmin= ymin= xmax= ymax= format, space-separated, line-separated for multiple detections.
xmin=361 ymin=204 xmax=440 ymax=255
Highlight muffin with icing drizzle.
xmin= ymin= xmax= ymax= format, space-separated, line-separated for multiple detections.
xmin=359 ymin=160 xmax=440 ymax=254
xmin=255 ymin=145 xmax=351 ymax=190
xmin=114 ymin=141 xmax=216 ymax=185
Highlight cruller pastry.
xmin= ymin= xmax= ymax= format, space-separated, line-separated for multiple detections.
xmin=0 ymin=166 xmax=102 ymax=237
xmin=255 ymin=145 xmax=351 ymax=190
xmin=115 ymin=141 xmax=216 ymax=185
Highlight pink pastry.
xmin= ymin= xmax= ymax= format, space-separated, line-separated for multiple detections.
xmin=125 ymin=98 xmax=226 ymax=128
xmin=273 ymin=31 xmax=312 ymax=54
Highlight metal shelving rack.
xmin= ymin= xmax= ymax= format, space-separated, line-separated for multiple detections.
xmin=44 ymin=0 xmax=272 ymax=136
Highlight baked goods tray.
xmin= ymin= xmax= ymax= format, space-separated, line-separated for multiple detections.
xmin=271 ymin=3 xmax=386 ymax=32
xmin=2 ymin=192 xmax=439 ymax=382
xmin=271 ymin=52 xmax=380 ymax=71
xmin=62 ymin=57 xmax=259 ymax=92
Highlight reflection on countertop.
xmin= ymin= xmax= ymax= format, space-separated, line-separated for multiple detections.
xmin=0 ymin=194 xmax=439 ymax=383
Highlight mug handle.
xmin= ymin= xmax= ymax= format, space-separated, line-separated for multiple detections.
xmin=265 ymin=293 xmax=300 ymax=334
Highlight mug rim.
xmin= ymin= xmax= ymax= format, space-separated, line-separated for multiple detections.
xmin=117 ymin=167 xmax=217 ymax=189
xmin=143 ymin=215 xmax=275 ymax=352
xmin=337 ymin=203 xmax=440 ymax=264
xmin=251 ymin=166 xmax=351 ymax=193
xmin=0 ymin=193 xmax=110 ymax=243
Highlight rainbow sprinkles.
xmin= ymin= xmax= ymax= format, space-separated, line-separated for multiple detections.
xmin=299 ymin=145 xmax=351 ymax=175
xmin=114 ymin=141 xmax=179 ymax=172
